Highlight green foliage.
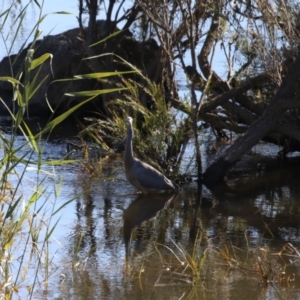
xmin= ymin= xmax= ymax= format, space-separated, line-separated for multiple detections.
xmin=236 ymin=37 xmax=255 ymax=59
xmin=0 ymin=1 xmax=132 ymax=298
xmin=157 ymin=234 xmax=207 ymax=282
xmin=80 ymin=76 xmax=186 ymax=176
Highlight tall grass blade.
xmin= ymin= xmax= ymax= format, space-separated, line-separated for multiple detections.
xmin=0 ymin=77 xmax=21 ymax=85
xmin=42 ymin=88 xmax=128 ymax=134
xmin=29 ymin=53 xmax=52 ymax=70
xmin=45 ymin=217 xmax=61 ymax=242
xmin=0 ymin=8 xmax=9 ymax=18
xmin=54 ymin=177 xmax=63 ymax=198
xmin=33 ymin=0 xmax=41 ymax=9
xmin=65 ymin=87 xmax=127 ymax=97
xmin=74 ymin=71 xmax=136 ymax=79
xmin=28 ymin=72 xmax=49 ymax=100
xmin=4 ymin=196 xmax=22 ymax=220
xmin=90 ymin=30 xmax=122 ymax=47
xmin=52 ymin=197 xmax=78 ymax=215
xmin=7 ymin=4 xmax=29 ymax=54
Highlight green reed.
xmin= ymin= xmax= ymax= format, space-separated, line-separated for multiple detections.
xmin=0 ymin=1 xmax=130 ymax=298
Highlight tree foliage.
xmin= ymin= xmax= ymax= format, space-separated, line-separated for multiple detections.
xmin=80 ymin=0 xmax=300 ymax=184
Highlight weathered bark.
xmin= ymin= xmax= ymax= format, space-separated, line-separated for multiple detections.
xmin=203 ymin=56 xmax=300 ymax=185
xmin=199 ymin=74 xmax=268 ymax=114
xmin=198 ymin=3 xmax=227 ymax=90
xmin=86 ymin=0 xmax=98 ymax=45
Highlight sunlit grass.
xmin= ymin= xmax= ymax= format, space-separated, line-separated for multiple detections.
xmin=0 ymin=1 xmax=132 ymax=298
xmin=79 ymin=76 xmax=190 ymax=179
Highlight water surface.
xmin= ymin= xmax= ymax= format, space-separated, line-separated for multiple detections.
xmin=8 ymin=129 xmax=298 ymax=300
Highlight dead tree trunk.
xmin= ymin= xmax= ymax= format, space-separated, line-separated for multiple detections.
xmin=203 ymin=55 xmax=300 ymax=185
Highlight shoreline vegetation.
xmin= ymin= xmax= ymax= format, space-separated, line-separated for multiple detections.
xmin=1 ymin=0 xmax=300 ymax=186
xmin=0 ymin=1 xmax=300 ymax=298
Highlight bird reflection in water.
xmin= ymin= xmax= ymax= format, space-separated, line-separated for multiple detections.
xmin=123 ymin=193 xmax=177 ymax=260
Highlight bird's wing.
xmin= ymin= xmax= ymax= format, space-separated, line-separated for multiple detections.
xmin=132 ymin=159 xmax=175 ymax=191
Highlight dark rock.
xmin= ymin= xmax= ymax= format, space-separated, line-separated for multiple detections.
xmin=0 ymin=25 xmax=161 ymax=118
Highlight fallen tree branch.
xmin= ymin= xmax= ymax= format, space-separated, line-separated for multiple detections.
xmin=203 ymin=53 xmax=300 ymax=184
xmin=199 ymin=74 xmax=268 ymax=114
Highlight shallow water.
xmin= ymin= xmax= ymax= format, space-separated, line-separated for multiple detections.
xmin=4 ymin=127 xmax=298 ymax=300
xmin=1 ymin=115 xmax=300 ymax=299
xmin=51 ymin=167 xmax=300 ymax=300
xmin=1 ymin=1 xmax=299 ymax=298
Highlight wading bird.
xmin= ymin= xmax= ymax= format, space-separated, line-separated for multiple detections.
xmin=124 ymin=117 xmax=179 ymax=194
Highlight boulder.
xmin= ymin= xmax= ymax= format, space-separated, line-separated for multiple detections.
xmin=0 ymin=26 xmax=161 ymax=117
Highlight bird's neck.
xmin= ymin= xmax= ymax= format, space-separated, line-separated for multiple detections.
xmin=125 ymin=125 xmax=134 ymax=168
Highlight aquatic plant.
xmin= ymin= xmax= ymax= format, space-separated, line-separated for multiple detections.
xmin=124 ymin=217 xmax=300 ymax=297
xmin=0 ymin=1 xmax=131 ymax=298
xmin=79 ymin=71 xmax=192 ymax=180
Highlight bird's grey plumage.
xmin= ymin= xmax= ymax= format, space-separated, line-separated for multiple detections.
xmin=124 ymin=117 xmax=179 ymax=194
